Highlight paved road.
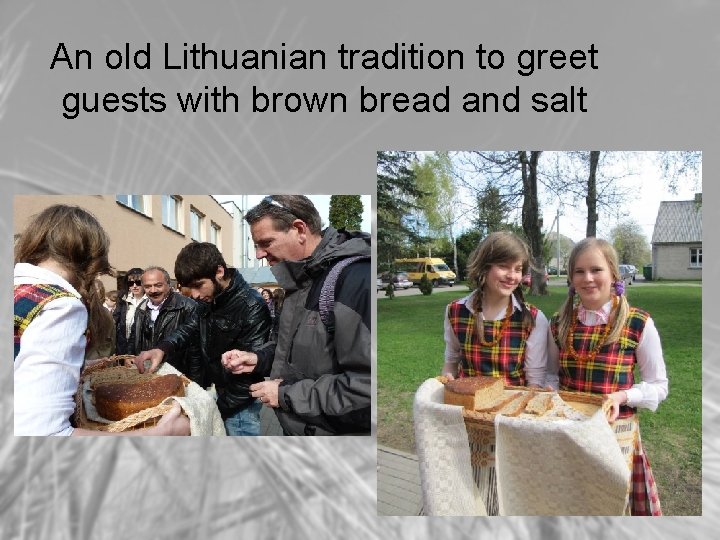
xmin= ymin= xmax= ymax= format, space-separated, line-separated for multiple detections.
xmin=376 ymin=275 xmax=697 ymax=299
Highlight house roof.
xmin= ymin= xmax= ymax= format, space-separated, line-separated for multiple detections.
xmin=651 ymin=200 xmax=702 ymax=244
xmin=237 ymin=266 xmax=277 ymax=286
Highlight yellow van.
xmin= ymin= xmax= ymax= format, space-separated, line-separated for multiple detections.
xmin=394 ymin=257 xmax=456 ymax=287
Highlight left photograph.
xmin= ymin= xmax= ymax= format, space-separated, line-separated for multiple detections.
xmin=13 ymin=194 xmax=372 ymax=437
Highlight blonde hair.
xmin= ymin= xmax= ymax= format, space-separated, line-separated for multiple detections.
xmin=466 ymin=231 xmax=534 ymax=328
xmin=15 ymin=205 xmax=114 ymax=351
xmin=556 ymin=237 xmax=630 ymax=346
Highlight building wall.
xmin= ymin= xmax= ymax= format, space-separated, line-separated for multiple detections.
xmin=14 ymin=195 xmax=233 ymax=292
xmin=652 ymin=243 xmax=702 ymax=280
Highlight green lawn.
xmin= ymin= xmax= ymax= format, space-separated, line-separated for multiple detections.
xmin=377 ymin=283 xmax=702 ymax=515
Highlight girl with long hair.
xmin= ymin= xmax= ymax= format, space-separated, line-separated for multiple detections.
xmin=14 ymin=204 xmax=188 ymax=436
xmin=443 ymin=231 xmax=550 ymax=387
xmin=548 ymin=237 xmax=668 ymax=515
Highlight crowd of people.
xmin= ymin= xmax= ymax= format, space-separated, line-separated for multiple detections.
xmin=14 ymin=195 xmax=371 ymax=438
xmin=441 ymin=231 xmax=668 ymax=515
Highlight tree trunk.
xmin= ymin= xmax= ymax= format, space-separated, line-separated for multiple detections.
xmin=586 ymin=151 xmax=600 ymax=237
xmin=520 ymin=151 xmax=547 ymax=295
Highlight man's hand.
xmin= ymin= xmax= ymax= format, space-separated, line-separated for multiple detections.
xmin=250 ymin=379 xmax=283 ymax=408
xmin=134 ymin=349 xmax=165 ymax=374
xmin=221 ymin=349 xmax=259 ymax=374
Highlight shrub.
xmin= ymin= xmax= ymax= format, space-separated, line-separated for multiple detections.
xmin=418 ymin=273 xmax=433 ymax=295
xmin=384 ymin=283 xmax=395 ymax=299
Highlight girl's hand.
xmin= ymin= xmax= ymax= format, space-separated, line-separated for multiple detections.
xmin=605 ymin=391 xmax=628 ymax=423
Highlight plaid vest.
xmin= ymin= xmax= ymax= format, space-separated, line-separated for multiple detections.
xmin=448 ymin=300 xmax=538 ymax=386
xmin=14 ymin=283 xmax=77 ymax=360
xmin=550 ymin=307 xmax=649 ymax=419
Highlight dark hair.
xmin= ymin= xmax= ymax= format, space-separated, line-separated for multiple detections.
xmin=127 ymin=267 xmax=144 ymax=276
xmin=272 ymin=287 xmax=285 ymax=311
xmin=174 ymin=242 xmax=228 ymax=286
xmin=244 ymin=195 xmax=322 ymax=235
xmin=14 ymin=204 xmax=114 ymax=351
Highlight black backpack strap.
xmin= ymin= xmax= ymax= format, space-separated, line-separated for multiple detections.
xmin=319 ymin=255 xmax=369 ymax=334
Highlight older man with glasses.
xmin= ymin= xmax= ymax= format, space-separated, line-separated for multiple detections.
xmin=127 ymin=266 xmax=203 ymax=385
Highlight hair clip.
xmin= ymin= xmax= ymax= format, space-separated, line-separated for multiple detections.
xmin=614 ymin=280 xmax=625 ymax=296
xmin=568 ymin=286 xmax=576 ymax=298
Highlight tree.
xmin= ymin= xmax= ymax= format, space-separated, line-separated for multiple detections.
xmin=654 ymin=151 xmax=702 ymax=193
xmin=464 ymin=151 xmax=547 ymax=295
xmin=543 ymin=231 xmax=575 ymax=273
xmin=610 ymin=219 xmax=651 ymax=267
xmin=412 ymin=152 xmax=460 ymax=274
xmin=519 ymin=151 xmax=547 ymax=295
xmin=586 ymin=151 xmax=600 ymax=237
xmin=474 ymin=185 xmax=512 ymax=235
xmin=376 ymin=151 xmax=424 ymax=268
xmin=328 ymin=195 xmax=363 ymax=231
xmin=454 ymin=229 xmax=482 ymax=282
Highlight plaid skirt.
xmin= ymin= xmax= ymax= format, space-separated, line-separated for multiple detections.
xmin=610 ymin=414 xmax=662 ymax=515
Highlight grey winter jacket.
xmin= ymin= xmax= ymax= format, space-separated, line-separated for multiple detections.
xmin=260 ymin=227 xmax=371 ymax=435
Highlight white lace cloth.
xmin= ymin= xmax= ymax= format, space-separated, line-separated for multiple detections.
xmin=413 ymin=378 xmax=630 ymax=515
xmin=495 ymin=408 xmax=629 ymax=515
xmin=413 ymin=378 xmax=487 ymax=515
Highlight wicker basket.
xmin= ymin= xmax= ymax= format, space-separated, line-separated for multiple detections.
xmin=73 ymin=355 xmax=190 ymax=432
xmin=461 ymin=386 xmax=609 ymax=439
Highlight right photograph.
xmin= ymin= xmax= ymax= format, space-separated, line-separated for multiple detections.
xmin=376 ymin=150 xmax=702 ymax=516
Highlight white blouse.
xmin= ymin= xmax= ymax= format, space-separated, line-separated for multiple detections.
xmin=546 ymin=299 xmax=669 ymax=411
xmin=14 ymin=263 xmax=87 ymax=436
xmin=443 ymin=291 xmax=551 ymax=387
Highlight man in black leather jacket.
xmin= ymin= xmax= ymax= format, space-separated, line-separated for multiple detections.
xmin=127 ymin=266 xmax=203 ymax=384
xmin=135 ymin=243 xmax=271 ymax=436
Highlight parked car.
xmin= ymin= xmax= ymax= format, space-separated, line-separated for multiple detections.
xmin=522 ymin=269 xmax=549 ymax=287
xmin=618 ymin=264 xmax=634 ymax=285
xmin=380 ymin=271 xmax=414 ymax=290
xmin=376 ymin=277 xmax=384 ymax=291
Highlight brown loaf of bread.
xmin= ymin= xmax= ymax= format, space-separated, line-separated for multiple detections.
xmin=94 ymin=374 xmax=185 ymax=421
xmin=444 ymin=376 xmax=504 ymax=410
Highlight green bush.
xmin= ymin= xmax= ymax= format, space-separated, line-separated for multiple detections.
xmin=418 ymin=273 xmax=433 ymax=295
xmin=384 ymin=283 xmax=395 ymax=299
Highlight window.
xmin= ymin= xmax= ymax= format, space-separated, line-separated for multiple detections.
xmin=190 ymin=207 xmax=205 ymax=241
xmin=210 ymin=222 xmax=221 ymax=247
xmin=116 ymin=195 xmax=147 ymax=214
xmin=690 ymin=247 xmax=702 ymax=268
xmin=162 ymin=195 xmax=182 ymax=231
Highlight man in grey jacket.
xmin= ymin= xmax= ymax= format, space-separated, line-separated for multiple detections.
xmin=221 ymin=195 xmax=371 ymax=435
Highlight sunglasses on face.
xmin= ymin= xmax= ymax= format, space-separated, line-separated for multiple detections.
xmin=128 ymin=279 xmax=142 ymax=287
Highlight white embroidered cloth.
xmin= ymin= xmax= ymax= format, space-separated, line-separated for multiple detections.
xmin=413 ymin=378 xmax=487 ymax=515
xmin=413 ymin=378 xmax=630 ymax=515
xmin=495 ymin=407 xmax=629 ymax=515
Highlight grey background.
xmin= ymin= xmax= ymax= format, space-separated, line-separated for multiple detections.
xmin=1 ymin=0 xmax=716 ymax=537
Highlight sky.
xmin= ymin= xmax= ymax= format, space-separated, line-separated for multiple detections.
xmin=538 ymin=155 xmax=701 ymax=244
xmin=423 ymin=152 xmax=702 ymax=245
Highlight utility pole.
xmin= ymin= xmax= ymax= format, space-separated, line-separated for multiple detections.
xmin=547 ymin=207 xmax=562 ymax=276
xmin=556 ymin=207 xmax=561 ymax=276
